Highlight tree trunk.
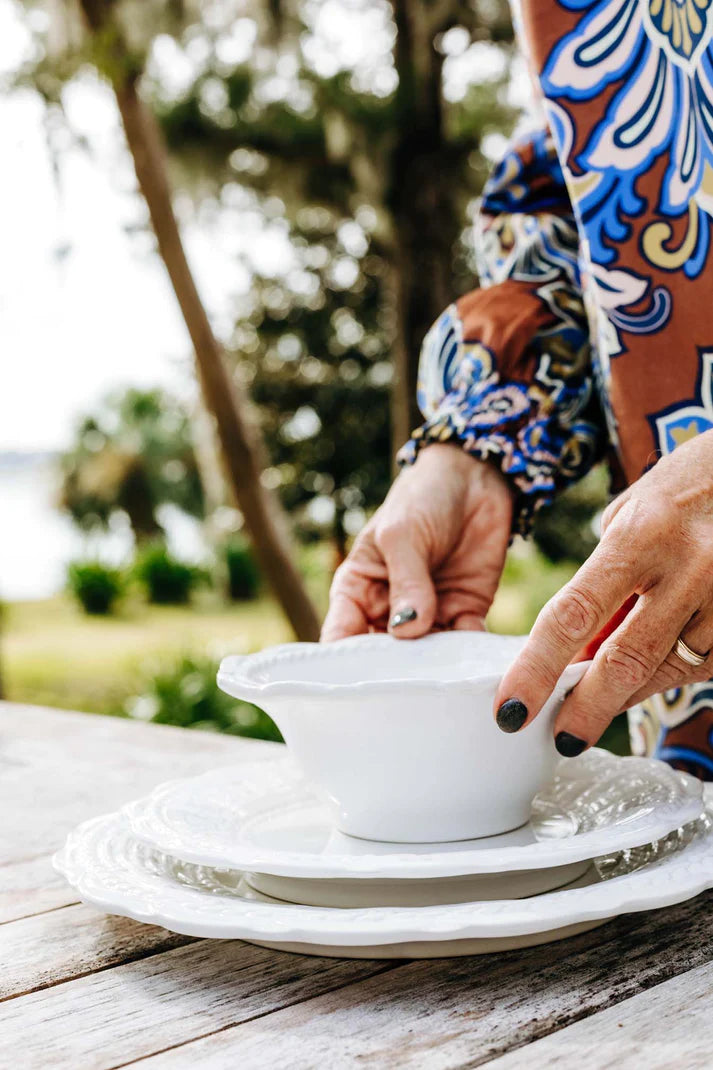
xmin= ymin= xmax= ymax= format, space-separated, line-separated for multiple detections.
xmin=78 ymin=1 xmax=320 ymax=641
xmin=387 ymin=0 xmax=463 ymax=463
xmin=333 ymin=505 xmax=348 ymax=569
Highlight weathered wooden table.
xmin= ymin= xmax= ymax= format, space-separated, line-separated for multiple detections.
xmin=2 ymin=702 xmax=713 ymax=1069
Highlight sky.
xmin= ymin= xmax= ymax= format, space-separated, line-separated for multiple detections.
xmin=0 ymin=0 xmax=525 ymax=455
xmin=0 ymin=87 xmax=195 ymax=453
xmin=0 ymin=2 xmax=240 ymax=453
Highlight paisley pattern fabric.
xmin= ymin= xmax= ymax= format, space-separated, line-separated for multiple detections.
xmin=630 ymin=685 xmax=713 ymax=778
xmin=399 ymin=0 xmax=713 ymax=777
xmin=398 ymin=131 xmax=607 ymax=535
xmin=541 ymin=0 xmax=713 ymax=272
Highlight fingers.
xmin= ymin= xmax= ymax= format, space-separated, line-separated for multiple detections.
xmin=451 ymin=612 xmax=487 ymax=631
xmin=577 ymin=593 xmax=638 ymax=662
xmin=627 ymin=607 xmax=713 ymax=705
xmin=321 ymin=591 xmax=370 ymax=642
xmin=599 ymin=490 xmax=629 ymax=537
xmin=552 ymin=587 xmax=692 ymax=753
xmin=434 ymin=586 xmax=491 ymax=632
xmin=321 ymin=520 xmax=438 ymax=641
xmin=494 ymin=534 xmax=641 ymax=732
xmin=321 ymin=540 xmax=388 ymax=642
xmin=379 ymin=528 xmax=437 ymax=639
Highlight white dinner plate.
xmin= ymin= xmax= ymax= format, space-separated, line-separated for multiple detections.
xmin=123 ymin=748 xmax=703 ymax=880
xmin=54 ymin=802 xmax=713 ymax=958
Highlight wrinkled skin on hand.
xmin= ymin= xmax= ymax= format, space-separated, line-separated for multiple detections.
xmin=495 ymin=429 xmax=713 ymax=752
xmin=321 ymin=444 xmax=514 ymax=641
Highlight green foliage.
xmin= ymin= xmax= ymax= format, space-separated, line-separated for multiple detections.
xmin=224 ymin=539 xmax=260 ymax=601
xmin=133 ymin=543 xmax=203 ymax=605
xmin=58 ymin=387 xmax=205 ymax=541
xmin=145 ymin=1 xmax=517 ymax=541
xmin=124 ymin=654 xmax=282 ymax=742
xmin=67 ymin=561 xmax=124 ymax=615
xmin=236 ymin=212 xmax=392 ymax=550
xmin=533 ymin=467 xmax=610 ymax=565
xmin=600 ymin=714 xmax=630 ymax=757
xmin=21 ymin=1 xmax=522 ymax=556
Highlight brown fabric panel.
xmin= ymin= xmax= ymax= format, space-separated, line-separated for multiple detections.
xmin=455 ymin=280 xmax=554 ymax=382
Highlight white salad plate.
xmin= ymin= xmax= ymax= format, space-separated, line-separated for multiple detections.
xmin=123 ymin=749 xmax=703 ymax=901
xmin=55 ymin=802 xmax=713 ymax=959
xmin=241 ymin=863 xmax=591 ymax=908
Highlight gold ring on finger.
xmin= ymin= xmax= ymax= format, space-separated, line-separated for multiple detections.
xmin=673 ymin=636 xmax=709 ymax=668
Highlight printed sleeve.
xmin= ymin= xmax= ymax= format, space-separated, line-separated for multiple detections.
xmin=397 ymin=128 xmax=607 ymax=536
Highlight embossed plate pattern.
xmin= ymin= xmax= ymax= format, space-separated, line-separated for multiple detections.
xmin=55 ymin=796 xmax=713 ymax=948
xmin=122 ymin=748 xmax=703 ymax=879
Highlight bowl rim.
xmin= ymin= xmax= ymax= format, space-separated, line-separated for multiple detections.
xmin=217 ymin=633 xmax=590 ymax=701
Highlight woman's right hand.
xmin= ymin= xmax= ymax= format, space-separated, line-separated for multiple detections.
xmin=321 ymin=443 xmax=514 ymax=640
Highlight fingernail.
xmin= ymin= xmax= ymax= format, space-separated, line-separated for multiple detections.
xmin=390 ymin=607 xmax=417 ymax=629
xmin=496 ymin=699 xmax=528 ymax=734
xmin=555 ymin=731 xmax=587 ymax=757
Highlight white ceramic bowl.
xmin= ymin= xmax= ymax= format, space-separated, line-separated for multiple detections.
xmin=218 ymin=632 xmax=589 ymax=844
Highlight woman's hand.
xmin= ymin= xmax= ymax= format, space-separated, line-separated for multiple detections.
xmin=494 ymin=430 xmax=713 ymax=755
xmin=321 ymin=444 xmax=513 ymax=640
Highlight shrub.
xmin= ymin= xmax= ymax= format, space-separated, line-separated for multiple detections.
xmin=67 ymin=561 xmax=124 ymax=615
xmin=124 ymin=654 xmax=282 ymax=741
xmin=133 ymin=544 xmax=202 ymax=605
xmin=224 ymin=539 xmax=260 ymax=601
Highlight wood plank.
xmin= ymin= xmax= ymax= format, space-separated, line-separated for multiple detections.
xmin=6 ymin=700 xmax=713 ymax=1070
xmin=0 ymin=903 xmax=193 ymax=1001
xmin=0 ymin=854 xmax=71 ymax=925
xmin=0 ymin=938 xmax=394 ymax=1070
xmin=485 ymin=959 xmax=713 ymax=1069
xmin=0 ymin=703 xmax=281 ymax=921
xmin=124 ymin=892 xmax=713 ymax=1070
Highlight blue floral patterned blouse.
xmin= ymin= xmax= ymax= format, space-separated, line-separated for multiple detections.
xmin=399 ymin=0 xmax=713 ymax=774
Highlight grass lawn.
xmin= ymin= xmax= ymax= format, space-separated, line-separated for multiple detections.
xmin=3 ymin=593 xmax=294 ymax=715
xmin=1 ymin=542 xmax=629 ymax=754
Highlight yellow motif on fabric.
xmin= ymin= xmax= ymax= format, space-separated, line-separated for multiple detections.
xmin=670 ymin=420 xmax=702 ymax=445
xmin=642 ymin=200 xmax=700 ymax=270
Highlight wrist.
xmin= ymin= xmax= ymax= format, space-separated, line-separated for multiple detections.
xmin=412 ymin=442 xmax=515 ymax=514
xmin=412 ymin=442 xmax=482 ymax=476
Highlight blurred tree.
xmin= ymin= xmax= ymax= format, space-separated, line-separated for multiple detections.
xmin=151 ymin=0 xmax=516 ymax=458
xmin=59 ymin=387 xmax=204 ymax=540
xmin=20 ymin=0 xmax=322 ymax=639
xmin=238 ymin=212 xmax=392 ymax=559
xmin=18 ymin=0 xmax=560 ymax=584
xmin=139 ymin=0 xmax=516 ymax=554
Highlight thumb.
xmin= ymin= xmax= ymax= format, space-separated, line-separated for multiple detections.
xmin=381 ymin=537 xmax=437 ymax=638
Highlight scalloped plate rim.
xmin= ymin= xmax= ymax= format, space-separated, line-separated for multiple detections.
xmin=121 ymin=749 xmax=704 ymax=879
xmin=53 ymin=804 xmax=713 ymax=944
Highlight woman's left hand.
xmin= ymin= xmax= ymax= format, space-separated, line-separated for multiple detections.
xmin=493 ymin=430 xmax=713 ymax=755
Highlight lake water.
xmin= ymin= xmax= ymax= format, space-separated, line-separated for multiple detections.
xmin=1 ymin=452 xmax=205 ymax=601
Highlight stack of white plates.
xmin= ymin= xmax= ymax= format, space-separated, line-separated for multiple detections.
xmin=55 ymin=748 xmax=713 ymax=958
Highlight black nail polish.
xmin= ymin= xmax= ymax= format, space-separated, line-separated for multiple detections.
xmin=555 ymin=731 xmax=587 ymax=758
xmin=390 ymin=607 xmax=417 ymax=628
xmin=496 ymin=699 xmax=528 ymax=734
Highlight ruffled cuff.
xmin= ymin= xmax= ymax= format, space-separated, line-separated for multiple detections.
xmin=397 ymin=350 xmax=603 ymax=537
